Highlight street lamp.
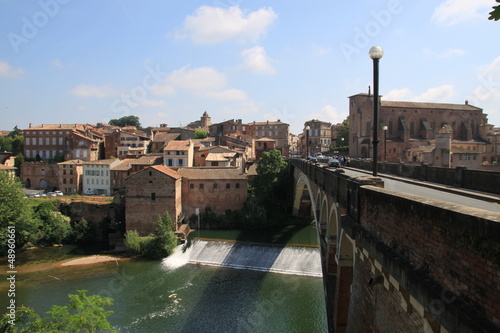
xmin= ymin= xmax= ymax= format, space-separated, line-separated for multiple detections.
xmin=305 ymin=125 xmax=310 ymax=157
xmin=369 ymin=45 xmax=384 ymax=176
xmin=383 ymin=125 xmax=388 ymax=162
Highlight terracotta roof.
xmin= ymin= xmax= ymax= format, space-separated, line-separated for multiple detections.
xmin=177 ymin=167 xmax=247 ymax=180
xmin=451 ymin=147 xmax=480 ymax=154
xmin=129 ymin=155 xmax=163 ymax=165
xmin=153 ymin=132 xmax=180 ymax=143
xmin=150 ymin=165 xmax=181 ymax=179
xmin=381 ymin=100 xmax=482 ymax=111
xmin=0 ymin=165 xmax=16 ymax=170
xmin=84 ymin=159 xmax=118 ymax=165
xmin=198 ymin=145 xmax=232 ymax=153
xmin=24 ymin=124 xmax=84 ymax=130
xmin=0 ymin=131 xmax=10 ymax=137
xmin=164 ymin=140 xmax=191 ymax=151
xmin=58 ymin=159 xmax=86 ymax=165
xmin=205 ymin=152 xmax=237 ymax=162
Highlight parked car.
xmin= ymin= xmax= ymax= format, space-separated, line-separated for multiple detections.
xmin=309 ymin=156 xmax=318 ymax=163
xmin=84 ymin=189 xmax=94 ymax=195
xmin=47 ymin=192 xmax=57 ymax=197
xmin=54 ymin=190 xmax=63 ymax=196
xmin=328 ymin=158 xmax=341 ymax=168
xmin=33 ymin=193 xmax=40 ymax=197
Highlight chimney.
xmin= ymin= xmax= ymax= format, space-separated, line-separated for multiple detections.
xmin=29 ymin=123 xmax=32 ymax=128
xmin=465 ymin=100 xmax=468 ymax=105
xmin=267 ymin=120 xmax=269 ymax=125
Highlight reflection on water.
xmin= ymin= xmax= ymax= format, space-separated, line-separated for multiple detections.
xmin=0 ymin=226 xmax=327 ymax=332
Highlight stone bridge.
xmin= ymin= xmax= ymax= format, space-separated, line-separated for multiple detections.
xmin=290 ymin=159 xmax=500 ymax=333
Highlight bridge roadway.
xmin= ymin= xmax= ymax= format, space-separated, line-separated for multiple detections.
xmin=320 ymin=164 xmax=500 ymax=213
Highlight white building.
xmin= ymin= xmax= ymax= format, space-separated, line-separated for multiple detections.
xmin=164 ymin=140 xmax=194 ymax=168
xmin=82 ymin=159 xmax=121 ymax=195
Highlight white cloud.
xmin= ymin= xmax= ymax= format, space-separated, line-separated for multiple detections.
xmin=205 ymin=88 xmax=247 ymax=101
xmin=71 ymin=84 xmax=119 ymax=98
xmin=240 ymin=46 xmax=276 ymax=74
xmin=413 ymin=85 xmax=455 ymax=102
xmin=176 ymin=5 xmax=277 ymax=44
xmin=310 ymin=105 xmax=347 ymax=124
xmin=139 ymin=99 xmax=166 ymax=107
xmin=154 ymin=65 xmax=248 ymax=101
xmin=467 ymin=56 xmax=500 ymax=106
xmin=433 ymin=0 xmax=492 ymax=26
xmin=385 ymin=85 xmax=455 ymax=103
xmin=0 ymin=61 xmax=24 ymax=78
xmin=384 ymin=88 xmax=412 ymax=101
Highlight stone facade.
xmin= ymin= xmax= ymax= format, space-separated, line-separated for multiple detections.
xmin=303 ymin=119 xmax=332 ymax=155
xmin=20 ymin=162 xmax=59 ymax=189
xmin=125 ymin=165 xmax=182 ymax=235
xmin=177 ymin=167 xmax=248 ymax=223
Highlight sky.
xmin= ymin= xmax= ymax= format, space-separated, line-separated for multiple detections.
xmin=1 ymin=0 xmax=499 ymax=135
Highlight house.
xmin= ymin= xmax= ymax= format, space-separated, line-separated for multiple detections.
xmin=125 ymin=165 xmax=182 ymax=235
xmin=164 ymin=140 xmax=194 ymax=168
xmin=177 ymin=167 xmax=248 ymax=224
xmin=20 ymin=162 xmax=59 ymax=189
xmin=194 ymin=146 xmax=243 ymax=168
xmin=254 ymin=137 xmax=276 ymax=160
xmin=23 ymin=123 xmax=102 ymax=162
xmin=248 ymin=120 xmax=290 ymax=155
xmin=58 ymin=159 xmax=85 ymax=194
xmin=82 ymin=159 xmax=121 ymax=195
xmin=0 ymin=164 xmax=17 ymax=178
xmin=104 ymin=130 xmax=150 ymax=158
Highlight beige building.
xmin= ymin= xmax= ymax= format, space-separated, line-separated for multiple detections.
xmin=248 ymin=120 xmax=290 ymax=155
xmin=125 ymin=165 xmax=182 ymax=235
xmin=302 ymin=119 xmax=332 ymax=155
xmin=164 ymin=140 xmax=194 ymax=168
xmin=58 ymin=159 xmax=85 ymax=194
xmin=23 ymin=124 xmax=102 ymax=162
xmin=104 ymin=130 xmax=150 ymax=159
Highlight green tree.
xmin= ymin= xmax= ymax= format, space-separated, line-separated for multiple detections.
xmin=142 ymin=211 xmax=178 ymax=258
xmin=252 ymin=149 xmax=287 ymax=196
xmin=14 ymin=154 xmax=24 ymax=177
xmin=0 ymin=290 xmax=116 ymax=332
xmin=490 ymin=0 xmax=500 ymax=20
xmin=335 ymin=117 xmax=350 ymax=147
xmin=123 ymin=230 xmax=143 ymax=255
xmin=34 ymin=201 xmax=72 ymax=245
xmin=0 ymin=172 xmax=36 ymax=254
xmin=108 ymin=115 xmax=141 ymax=128
xmin=194 ymin=129 xmax=208 ymax=139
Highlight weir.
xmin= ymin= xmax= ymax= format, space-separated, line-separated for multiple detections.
xmin=163 ymin=239 xmax=322 ymax=277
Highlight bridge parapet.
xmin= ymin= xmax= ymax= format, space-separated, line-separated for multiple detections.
xmin=290 ymin=159 xmax=500 ymax=332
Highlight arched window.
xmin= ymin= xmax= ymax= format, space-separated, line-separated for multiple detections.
xmin=388 ymin=119 xmax=393 ymax=135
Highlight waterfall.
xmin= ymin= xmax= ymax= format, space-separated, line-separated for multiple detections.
xmin=162 ymin=239 xmax=322 ymax=277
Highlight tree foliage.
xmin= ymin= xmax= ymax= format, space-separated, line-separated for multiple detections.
xmin=253 ymin=149 xmax=287 ymax=196
xmin=490 ymin=0 xmax=500 ymax=20
xmin=1 ymin=290 xmax=116 ymax=333
xmin=108 ymin=115 xmax=141 ymax=128
xmin=335 ymin=117 xmax=350 ymax=147
xmin=194 ymin=129 xmax=208 ymax=139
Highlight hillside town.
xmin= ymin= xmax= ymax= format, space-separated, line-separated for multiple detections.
xmin=1 ymin=93 xmax=500 ymax=235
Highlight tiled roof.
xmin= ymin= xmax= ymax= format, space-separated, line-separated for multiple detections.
xmin=84 ymin=159 xmax=118 ymax=165
xmin=177 ymin=167 xmax=246 ymax=180
xmin=198 ymin=145 xmax=232 ymax=153
xmin=24 ymin=124 xmax=84 ymax=130
xmin=153 ymin=132 xmax=180 ymax=143
xmin=58 ymin=159 xmax=86 ymax=165
xmin=150 ymin=165 xmax=181 ymax=179
xmin=0 ymin=164 xmax=16 ymax=170
xmin=381 ymin=100 xmax=481 ymax=111
xmin=205 ymin=152 xmax=237 ymax=162
xmin=111 ymin=160 xmax=133 ymax=171
xmin=130 ymin=155 xmax=163 ymax=165
xmin=164 ymin=140 xmax=191 ymax=151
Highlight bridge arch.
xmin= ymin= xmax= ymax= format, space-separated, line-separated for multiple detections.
xmin=292 ymin=173 xmax=317 ymax=223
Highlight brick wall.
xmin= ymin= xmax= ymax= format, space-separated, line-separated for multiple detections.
xmin=357 ymin=186 xmax=500 ymax=330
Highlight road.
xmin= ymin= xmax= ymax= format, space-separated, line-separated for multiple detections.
xmin=324 ymin=165 xmax=500 ymax=214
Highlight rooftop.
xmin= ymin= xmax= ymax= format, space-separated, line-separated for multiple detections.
xmin=164 ymin=140 xmax=192 ymax=151
xmin=177 ymin=167 xmax=247 ymax=180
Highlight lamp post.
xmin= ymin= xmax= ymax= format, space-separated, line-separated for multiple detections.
xmin=382 ymin=125 xmax=388 ymax=162
xmin=369 ymin=45 xmax=384 ymax=176
xmin=305 ymin=125 xmax=310 ymax=158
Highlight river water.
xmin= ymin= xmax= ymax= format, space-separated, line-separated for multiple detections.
xmin=1 ymin=227 xmax=327 ymax=332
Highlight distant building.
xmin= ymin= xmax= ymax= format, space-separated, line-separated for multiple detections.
xmin=254 ymin=137 xmax=276 ymax=160
xmin=23 ymin=124 xmax=103 ymax=162
xmin=164 ymin=140 xmax=194 ymax=168
xmin=104 ymin=130 xmax=150 ymax=159
xmin=248 ymin=120 xmax=290 ymax=155
xmin=187 ymin=111 xmax=212 ymax=129
xmin=302 ymin=119 xmax=332 ymax=155
xmin=125 ymin=165 xmax=182 ymax=235
xmin=20 ymin=162 xmax=59 ymax=189
xmin=82 ymin=159 xmax=121 ymax=195
xmin=348 ymin=93 xmax=492 ymax=167
xmin=0 ymin=164 xmax=16 ymax=178
xmin=194 ymin=146 xmax=243 ymax=168
xmin=58 ymin=159 xmax=85 ymax=194
xmin=177 ymin=167 xmax=248 ymax=224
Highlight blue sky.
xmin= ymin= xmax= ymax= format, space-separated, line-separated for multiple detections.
xmin=1 ymin=0 xmax=499 ymax=135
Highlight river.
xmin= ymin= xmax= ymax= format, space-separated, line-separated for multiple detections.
xmin=1 ymin=227 xmax=327 ymax=332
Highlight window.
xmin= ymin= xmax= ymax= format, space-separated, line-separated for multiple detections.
xmin=41 ymin=169 xmax=45 ymax=176
xmin=226 ymin=183 xmax=230 ymax=189
xmin=190 ymin=183 xmax=194 ymax=189
xmin=235 ymin=183 xmax=240 ymax=189
xmin=199 ymin=183 xmax=204 ymax=190
xmin=213 ymin=183 xmax=218 ymax=189
xmin=151 ymin=193 xmax=156 ymax=201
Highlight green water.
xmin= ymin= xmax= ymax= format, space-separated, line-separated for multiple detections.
xmin=1 ymin=227 xmax=327 ymax=332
